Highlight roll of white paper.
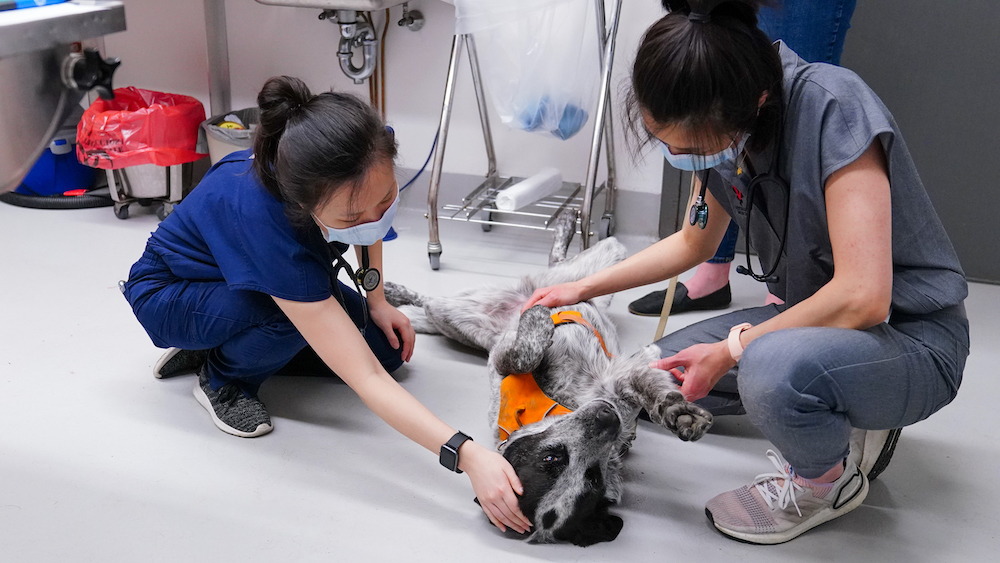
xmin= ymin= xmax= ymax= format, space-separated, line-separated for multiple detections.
xmin=494 ymin=167 xmax=563 ymax=212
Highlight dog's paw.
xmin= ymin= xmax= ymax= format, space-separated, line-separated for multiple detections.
xmin=383 ymin=281 xmax=423 ymax=308
xmin=649 ymin=391 xmax=713 ymax=441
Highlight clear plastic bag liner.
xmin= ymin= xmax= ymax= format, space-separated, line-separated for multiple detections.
xmin=455 ymin=0 xmax=600 ymax=140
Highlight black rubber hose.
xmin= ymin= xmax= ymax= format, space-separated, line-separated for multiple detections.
xmin=0 ymin=191 xmax=114 ymax=210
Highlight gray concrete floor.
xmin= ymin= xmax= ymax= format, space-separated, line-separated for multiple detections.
xmin=1 ymin=194 xmax=997 ymax=562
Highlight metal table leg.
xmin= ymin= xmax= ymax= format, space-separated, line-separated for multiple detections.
xmin=595 ymin=0 xmax=619 ymax=240
xmin=466 ymin=35 xmax=498 ymax=181
xmin=426 ymin=34 xmax=463 ymax=270
xmin=581 ymin=0 xmax=622 ymax=249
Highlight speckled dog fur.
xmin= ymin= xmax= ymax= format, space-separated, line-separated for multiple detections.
xmin=385 ymin=237 xmax=712 ymax=546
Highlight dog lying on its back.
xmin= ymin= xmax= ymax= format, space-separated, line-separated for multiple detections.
xmin=385 ymin=238 xmax=712 ymax=546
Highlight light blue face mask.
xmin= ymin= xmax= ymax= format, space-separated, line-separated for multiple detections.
xmin=314 ymin=192 xmax=399 ymax=246
xmin=659 ymin=134 xmax=749 ymax=171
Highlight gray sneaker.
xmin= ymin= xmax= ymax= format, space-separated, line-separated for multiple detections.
xmin=848 ymin=427 xmax=902 ymax=481
xmin=193 ymin=371 xmax=273 ymax=438
xmin=705 ymin=449 xmax=868 ymax=544
xmin=154 ymin=347 xmax=209 ymax=379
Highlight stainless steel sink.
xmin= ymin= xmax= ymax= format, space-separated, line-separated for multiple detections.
xmin=254 ymin=0 xmax=406 ymax=10
xmin=0 ymin=1 xmax=126 ymax=194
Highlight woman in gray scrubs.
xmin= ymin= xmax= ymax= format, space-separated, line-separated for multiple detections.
xmin=523 ymin=0 xmax=969 ymax=544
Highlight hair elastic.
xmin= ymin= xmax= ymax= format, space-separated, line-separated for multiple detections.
xmin=688 ymin=11 xmax=712 ymax=23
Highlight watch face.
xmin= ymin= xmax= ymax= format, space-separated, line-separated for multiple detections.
xmin=439 ymin=446 xmax=459 ymax=472
xmin=360 ymin=268 xmax=381 ymax=292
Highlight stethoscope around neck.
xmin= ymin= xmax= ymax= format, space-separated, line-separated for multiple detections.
xmin=328 ymin=244 xmax=381 ymax=333
xmin=690 ymin=125 xmax=791 ymax=285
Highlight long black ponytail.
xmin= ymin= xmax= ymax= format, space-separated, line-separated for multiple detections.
xmin=626 ymin=0 xmax=783 ymax=154
xmin=252 ymin=76 xmax=397 ymax=227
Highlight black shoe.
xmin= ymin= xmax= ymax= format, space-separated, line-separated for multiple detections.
xmin=193 ymin=370 xmax=273 ymax=438
xmin=628 ymin=282 xmax=732 ymax=316
xmin=153 ymin=347 xmax=209 ymax=379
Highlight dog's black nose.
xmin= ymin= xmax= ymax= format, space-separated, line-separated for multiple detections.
xmin=595 ymin=403 xmax=618 ymax=427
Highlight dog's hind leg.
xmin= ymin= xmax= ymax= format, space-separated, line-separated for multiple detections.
xmin=548 ymin=208 xmax=577 ymax=267
xmin=490 ymin=305 xmax=555 ymax=376
xmin=383 ymin=282 xmax=440 ymax=337
xmin=385 ymin=281 xmax=525 ymax=351
xmin=384 ymin=281 xmax=424 ymax=308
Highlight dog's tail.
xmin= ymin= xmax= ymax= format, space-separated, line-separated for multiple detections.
xmin=384 ymin=281 xmax=424 ymax=308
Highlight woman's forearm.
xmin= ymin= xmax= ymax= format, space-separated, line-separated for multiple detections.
xmin=273 ymin=296 xmax=454 ymax=454
xmin=349 ymin=367 xmax=457 ymax=453
xmin=738 ymin=277 xmax=891 ymax=351
xmin=578 ymin=223 xmax=723 ymax=301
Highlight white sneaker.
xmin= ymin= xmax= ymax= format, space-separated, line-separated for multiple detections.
xmin=849 ymin=427 xmax=902 ymax=481
xmin=705 ymin=450 xmax=868 ymax=545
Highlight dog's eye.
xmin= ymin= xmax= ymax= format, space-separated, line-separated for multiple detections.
xmin=543 ymin=454 xmax=561 ymax=463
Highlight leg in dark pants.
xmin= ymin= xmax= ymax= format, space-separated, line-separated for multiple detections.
xmin=125 ymin=252 xmax=403 ymax=395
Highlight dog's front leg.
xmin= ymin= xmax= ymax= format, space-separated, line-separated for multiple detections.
xmin=616 ymin=348 xmax=713 ymax=442
xmin=490 ymin=305 xmax=555 ymax=376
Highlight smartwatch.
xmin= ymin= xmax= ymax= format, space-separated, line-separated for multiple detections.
xmin=439 ymin=431 xmax=473 ymax=473
xmin=727 ymin=322 xmax=752 ymax=362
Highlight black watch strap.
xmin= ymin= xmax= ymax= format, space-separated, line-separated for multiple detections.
xmin=439 ymin=431 xmax=473 ymax=473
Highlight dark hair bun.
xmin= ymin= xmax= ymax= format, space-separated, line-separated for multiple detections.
xmin=662 ymin=0 xmax=767 ymax=27
xmin=257 ymin=76 xmax=312 ymax=138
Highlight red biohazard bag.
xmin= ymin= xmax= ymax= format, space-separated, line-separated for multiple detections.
xmin=77 ymin=87 xmax=208 ymax=169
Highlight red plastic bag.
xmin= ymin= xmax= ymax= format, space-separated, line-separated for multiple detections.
xmin=77 ymin=87 xmax=208 ymax=169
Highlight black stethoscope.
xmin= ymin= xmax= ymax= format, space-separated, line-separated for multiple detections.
xmin=689 ymin=96 xmax=793 ymax=285
xmin=329 ymin=244 xmax=381 ymax=332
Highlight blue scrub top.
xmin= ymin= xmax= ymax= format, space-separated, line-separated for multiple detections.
xmin=146 ymin=149 xmax=336 ymax=303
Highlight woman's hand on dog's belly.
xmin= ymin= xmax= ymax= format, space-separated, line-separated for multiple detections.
xmin=521 ymin=282 xmax=585 ymax=312
xmin=459 ymin=442 xmax=533 ymax=534
xmin=651 ymin=341 xmax=736 ymax=402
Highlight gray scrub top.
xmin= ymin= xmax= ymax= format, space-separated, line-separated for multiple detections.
xmin=707 ymin=41 xmax=967 ymax=316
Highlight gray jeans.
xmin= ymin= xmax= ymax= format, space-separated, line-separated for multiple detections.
xmin=653 ymin=303 xmax=969 ymax=478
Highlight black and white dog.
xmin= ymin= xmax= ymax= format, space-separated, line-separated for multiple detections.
xmin=385 ymin=238 xmax=712 ymax=546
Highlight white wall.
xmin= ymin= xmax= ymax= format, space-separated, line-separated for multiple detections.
xmin=103 ymin=0 xmax=666 ymax=195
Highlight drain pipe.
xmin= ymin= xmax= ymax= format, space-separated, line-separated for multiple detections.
xmin=328 ymin=10 xmax=377 ymax=84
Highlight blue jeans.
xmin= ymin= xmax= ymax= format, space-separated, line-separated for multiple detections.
xmin=123 ymin=248 xmax=403 ymax=395
xmin=708 ymin=220 xmax=740 ymax=264
xmin=709 ymin=0 xmax=858 ymax=263
xmin=759 ymin=0 xmax=858 ymax=66
xmin=653 ymin=304 xmax=968 ymax=478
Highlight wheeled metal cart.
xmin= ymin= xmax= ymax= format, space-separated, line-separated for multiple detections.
xmin=426 ymin=0 xmax=624 ymax=270
xmin=105 ymin=162 xmax=192 ymax=220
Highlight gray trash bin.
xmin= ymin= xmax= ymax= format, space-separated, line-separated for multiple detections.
xmin=197 ymin=108 xmax=259 ymax=164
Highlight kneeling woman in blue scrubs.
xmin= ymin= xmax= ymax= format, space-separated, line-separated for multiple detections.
xmin=123 ymin=76 xmax=530 ymax=534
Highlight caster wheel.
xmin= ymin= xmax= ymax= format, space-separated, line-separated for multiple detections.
xmin=157 ymin=202 xmax=174 ymax=221
xmin=138 ymin=198 xmax=153 ymax=207
xmin=481 ymin=210 xmax=493 ymax=232
xmin=598 ymin=215 xmax=614 ymax=239
xmin=114 ymin=203 xmax=129 ymax=220
xmin=429 ymin=253 xmax=441 ymax=270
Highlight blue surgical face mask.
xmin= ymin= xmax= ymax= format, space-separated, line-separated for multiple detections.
xmin=659 ymin=134 xmax=749 ymax=171
xmin=314 ymin=191 xmax=399 ymax=246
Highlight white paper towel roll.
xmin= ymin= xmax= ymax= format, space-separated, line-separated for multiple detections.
xmin=494 ymin=167 xmax=563 ymax=211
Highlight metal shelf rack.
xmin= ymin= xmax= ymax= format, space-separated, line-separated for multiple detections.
xmin=425 ymin=0 xmax=624 ymax=270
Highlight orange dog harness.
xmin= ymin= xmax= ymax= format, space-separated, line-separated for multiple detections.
xmin=497 ymin=311 xmax=613 ymax=441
